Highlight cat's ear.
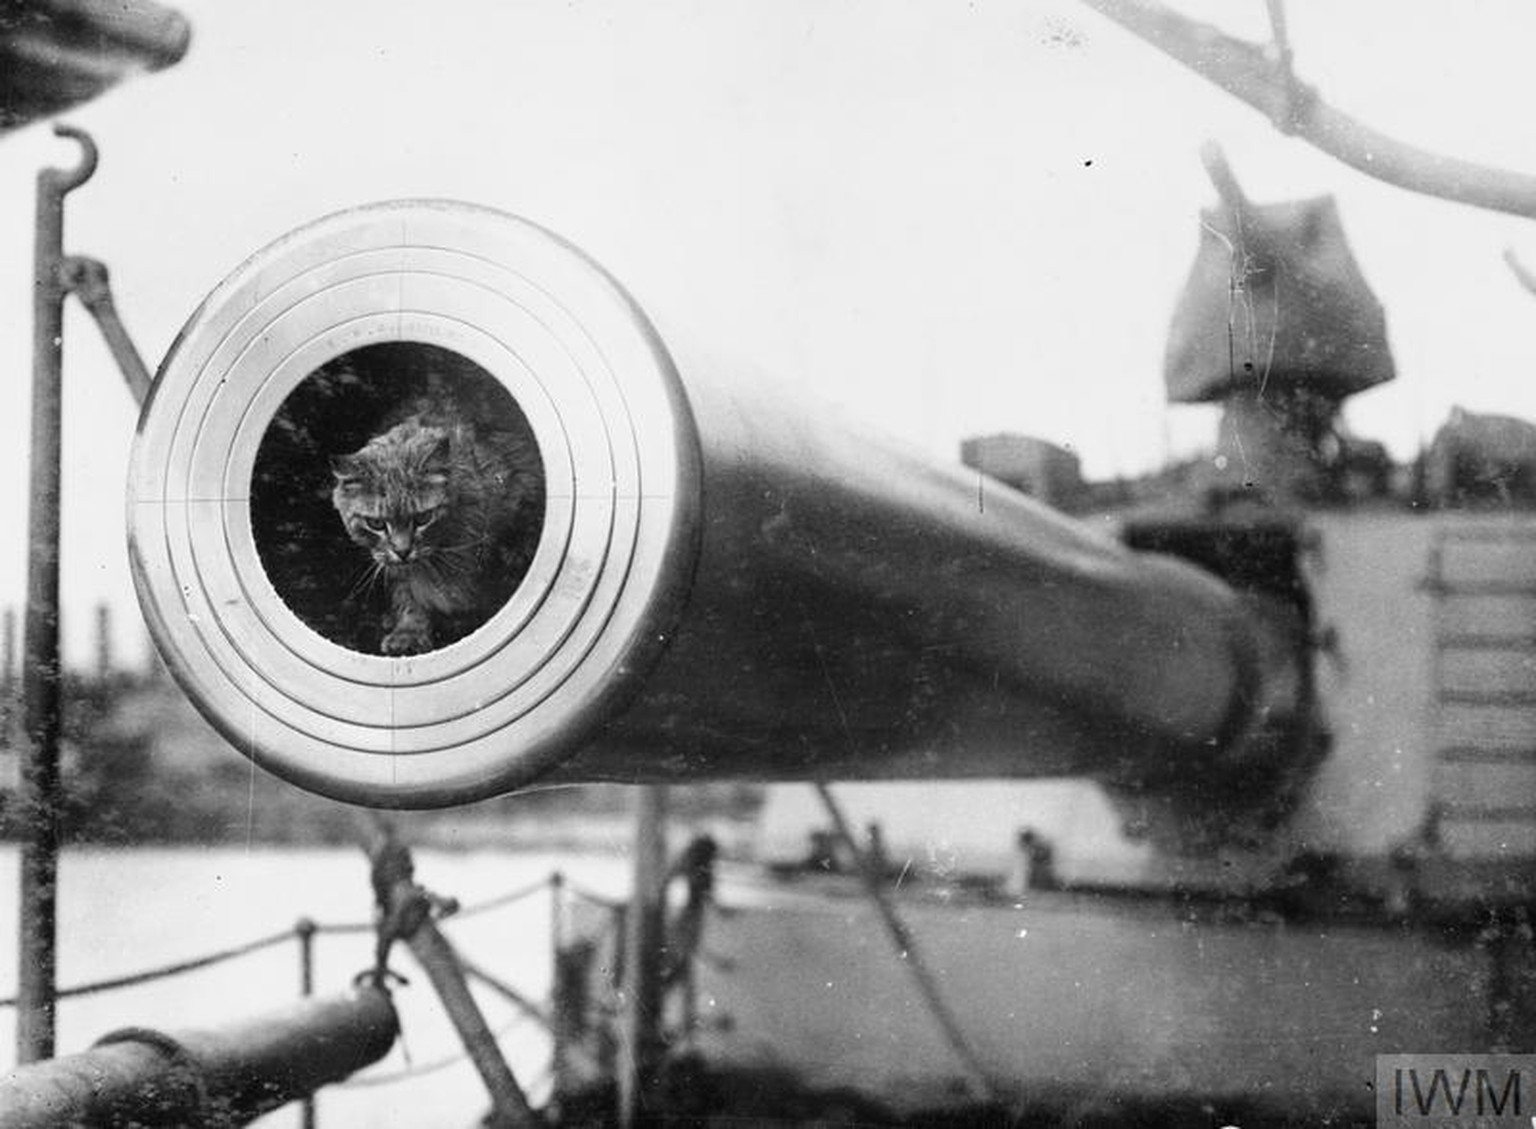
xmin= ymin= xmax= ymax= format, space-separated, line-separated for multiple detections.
xmin=330 ymin=454 xmax=361 ymax=486
xmin=424 ymin=432 xmax=452 ymax=468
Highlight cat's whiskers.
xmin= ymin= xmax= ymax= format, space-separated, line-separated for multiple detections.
xmin=434 ymin=541 xmax=482 ymax=564
xmin=420 ymin=552 xmax=471 ymax=585
xmin=344 ymin=559 xmax=387 ymax=603
xmin=430 ymin=555 xmax=480 ymax=587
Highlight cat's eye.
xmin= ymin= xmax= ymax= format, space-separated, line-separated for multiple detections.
xmin=416 ymin=511 xmax=439 ymax=530
xmin=361 ymin=516 xmax=386 ymax=534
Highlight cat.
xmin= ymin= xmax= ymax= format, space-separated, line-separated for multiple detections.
xmin=330 ymin=390 xmax=544 ymax=655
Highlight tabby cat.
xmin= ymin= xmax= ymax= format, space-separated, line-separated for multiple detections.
xmin=330 ymin=391 xmax=543 ymax=655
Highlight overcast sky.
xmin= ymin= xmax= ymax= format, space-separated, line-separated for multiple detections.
xmin=4 ymin=0 xmax=1536 ymax=666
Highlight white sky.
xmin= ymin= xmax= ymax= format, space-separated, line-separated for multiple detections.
xmin=4 ymin=0 xmax=1536 ymax=666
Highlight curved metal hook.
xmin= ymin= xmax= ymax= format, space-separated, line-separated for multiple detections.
xmin=45 ymin=124 xmax=98 ymax=194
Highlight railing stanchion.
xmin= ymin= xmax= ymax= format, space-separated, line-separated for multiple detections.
xmin=549 ymin=872 xmax=566 ymax=1092
xmin=17 ymin=125 xmax=97 ymax=1065
xmin=296 ymin=917 xmax=318 ymax=1129
xmin=618 ymin=786 xmax=668 ymax=1128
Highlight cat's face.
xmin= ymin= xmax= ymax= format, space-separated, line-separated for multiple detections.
xmin=331 ymin=421 xmax=454 ymax=570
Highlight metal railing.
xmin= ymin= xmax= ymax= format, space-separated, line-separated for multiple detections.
xmin=0 ymin=869 xmax=610 ymax=1126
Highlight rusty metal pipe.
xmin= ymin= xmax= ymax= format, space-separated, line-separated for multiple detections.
xmin=0 ymin=986 xmax=398 ymax=1128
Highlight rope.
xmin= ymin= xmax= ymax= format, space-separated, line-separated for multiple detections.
xmin=312 ymin=919 xmax=375 ymax=938
xmin=314 ymin=875 xmax=553 ymax=938
xmin=449 ymin=877 xmax=552 ymax=921
xmin=458 ymin=956 xmax=612 ymax=1073
xmin=563 ymin=882 xmax=623 ymax=911
xmin=814 ymin=781 xmax=1000 ymax=1104
xmin=0 ymin=871 xmax=559 ymax=1008
xmin=457 ymin=956 xmax=551 ymax=1028
xmin=335 ymin=1007 xmax=536 ymax=1089
xmin=0 ymin=926 xmax=297 ymax=1007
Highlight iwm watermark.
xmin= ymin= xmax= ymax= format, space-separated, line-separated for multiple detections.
xmin=1377 ymin=1055 xmax=1534 ymax=1127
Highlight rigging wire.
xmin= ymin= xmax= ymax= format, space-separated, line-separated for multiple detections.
xmin=335 ymin=1009 xmax=541 ymax=1089
xmin=0 ymin=871 xmax=557 ymax=1006
xmin=0 ymin=926 xmax=296 ymax=1006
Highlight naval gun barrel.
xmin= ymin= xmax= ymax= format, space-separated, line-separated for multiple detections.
xmin=128 ymin=200 xmax=1289 ymax=808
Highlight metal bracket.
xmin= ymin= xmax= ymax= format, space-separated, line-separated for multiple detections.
xmin=61 ymin=256 xmax=154 ymax=405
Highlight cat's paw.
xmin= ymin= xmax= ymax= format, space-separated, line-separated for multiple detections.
xmin=382 ymin=625 xmax=434 ymax=655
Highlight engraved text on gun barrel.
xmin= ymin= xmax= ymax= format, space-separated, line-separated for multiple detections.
xmin=129 ymin=199 xmax=1276 ymax=810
